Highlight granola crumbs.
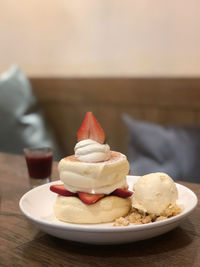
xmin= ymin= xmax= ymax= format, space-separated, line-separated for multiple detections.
xmin=113 ymin=204 xmax=182 ymax=227
xmin=114 ymin=216 xmax=130 ymax=226
xmin=155 ymin=216 xmax=167 ymax=222
xmin=160 ymin=203 xmax=182 ymax=217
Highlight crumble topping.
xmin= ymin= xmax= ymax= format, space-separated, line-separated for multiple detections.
xmin=114 ymin=204 xmax=182 ymax=226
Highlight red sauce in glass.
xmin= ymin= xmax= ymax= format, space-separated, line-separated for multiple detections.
xmin=25 ymin=151 xmax=53 ymax=179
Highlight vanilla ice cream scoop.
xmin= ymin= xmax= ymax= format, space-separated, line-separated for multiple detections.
xmin=132 ymin=172 xmax=178 ymax=215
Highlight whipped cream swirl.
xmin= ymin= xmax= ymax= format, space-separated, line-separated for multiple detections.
xmin=74 ymin=139 xmax=111 ymax=162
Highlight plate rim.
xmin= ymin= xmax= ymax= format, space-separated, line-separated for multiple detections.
xmin=19 ymin=176 xmax=198 ymax=233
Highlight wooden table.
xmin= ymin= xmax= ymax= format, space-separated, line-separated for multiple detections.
xmin=0 ymin=152 xmax=199 ymax=266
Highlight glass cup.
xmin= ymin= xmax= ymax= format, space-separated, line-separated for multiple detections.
xmin=24 ymin=147 xmax=53 ymax=188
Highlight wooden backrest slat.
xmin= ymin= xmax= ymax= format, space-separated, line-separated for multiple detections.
xmin=30 ymin=78 xmax=200 ymax=155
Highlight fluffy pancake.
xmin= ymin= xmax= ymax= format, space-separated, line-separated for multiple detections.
xmin=54 ymin=195 xmax=131 ymax=224
xmin=58 ymin=151 xmax=129 ymax=194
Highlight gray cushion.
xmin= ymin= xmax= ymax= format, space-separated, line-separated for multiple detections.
xmin=122 ymin=113 xmax=200 ymax=183
xmin=0 ymin=65 xmax=61 ymax=159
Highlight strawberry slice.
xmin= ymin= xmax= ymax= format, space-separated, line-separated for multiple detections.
xmin=50 ymin=184 xmax=77 ymax=196
xmin=77 ymin=112 xmax=105 ymax=144
xmin=111 ymin=188 xmax=133 ymax=198
xmin=78 ymin=192 xmax=104 ymax=204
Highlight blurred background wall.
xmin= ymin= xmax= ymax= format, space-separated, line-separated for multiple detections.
xmin=0 ymin=0 xmax=200 ymax=77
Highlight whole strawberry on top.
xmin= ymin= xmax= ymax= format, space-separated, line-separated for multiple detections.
xmin=50 ymin=112 xmax=132 ymax=224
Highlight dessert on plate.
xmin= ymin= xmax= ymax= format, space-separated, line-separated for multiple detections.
xmin=114 ymin=172 xmax=182 ymax=226
xmin=50 ymin=112 xmax=132 ymax=224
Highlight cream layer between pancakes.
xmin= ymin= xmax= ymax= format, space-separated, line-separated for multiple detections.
xmin=58 ymin=151 xmax=129 ymax=194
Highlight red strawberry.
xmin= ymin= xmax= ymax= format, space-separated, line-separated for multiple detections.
xmin=111 ymin=188 xmax=133 ymax=198
xmin=77 ymin=112 xmax=105 ymax=144
xmin=78 ymin=192 xmax=104 ymax=204
xmin=50 ymin=184 xmax=77 ymax=196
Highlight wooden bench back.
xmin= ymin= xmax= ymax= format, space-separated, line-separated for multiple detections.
xmin=31 ymin=78 xmax=200 ymax=155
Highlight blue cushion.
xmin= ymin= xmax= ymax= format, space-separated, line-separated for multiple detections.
xmin=122 ymin=113 xmax=200 ymax=183
xmin=0 ymin=65 xmax=61 ymax=159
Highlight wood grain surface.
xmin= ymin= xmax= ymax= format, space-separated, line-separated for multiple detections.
xmin=0 ymin=152 xmax=199 ymax=267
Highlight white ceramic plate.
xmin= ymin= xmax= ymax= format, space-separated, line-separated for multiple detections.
xmin=19 ymin=176 xmax=198 ymax=245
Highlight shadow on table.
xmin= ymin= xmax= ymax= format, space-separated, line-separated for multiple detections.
xmin=16 ymin=218 xmax=197 ymax=266
xmin=44 ymin=226 xmax=193 ymax=256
